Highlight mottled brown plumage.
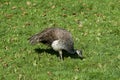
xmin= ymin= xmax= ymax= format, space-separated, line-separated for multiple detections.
xmin=28 ymin=27 xmax=83 ymax=60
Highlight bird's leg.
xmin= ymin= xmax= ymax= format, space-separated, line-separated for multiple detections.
xmin=59 ymin=50 xmax=63 ymax=60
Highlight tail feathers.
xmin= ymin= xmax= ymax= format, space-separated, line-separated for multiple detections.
xmin=28 ymin=34 xmax=41 ymax=45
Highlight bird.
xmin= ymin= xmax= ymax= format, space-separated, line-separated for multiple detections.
xmin=28 ymin=27 xmax=83 ymax=60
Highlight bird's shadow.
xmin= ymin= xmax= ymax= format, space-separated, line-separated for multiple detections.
xmin=34 ymin=48 xmax=81 ymax=59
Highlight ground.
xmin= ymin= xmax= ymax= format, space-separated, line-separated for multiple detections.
xmin=0 ymin=0 xmax=120 ymax=80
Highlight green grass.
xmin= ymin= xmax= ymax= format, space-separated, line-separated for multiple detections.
xmin=0 ymin=0 xmax=120 ymax=80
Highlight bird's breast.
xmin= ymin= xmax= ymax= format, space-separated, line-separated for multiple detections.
xmin=51 ymin=40 xmax=64 ymax=51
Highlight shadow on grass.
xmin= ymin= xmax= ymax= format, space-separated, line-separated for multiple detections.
xmin=34 ymin=48 xmax=82 ymax=59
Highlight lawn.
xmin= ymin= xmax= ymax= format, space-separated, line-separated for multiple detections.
xmin=0 ymin=0 xmax=120 ymax=80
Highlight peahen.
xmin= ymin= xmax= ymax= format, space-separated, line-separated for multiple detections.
xmin=28 ymin=27 xmax=83 ymax=60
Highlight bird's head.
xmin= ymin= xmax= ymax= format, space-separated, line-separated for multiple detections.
xmin=76 ymin=50 xmax=84 ymax=60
